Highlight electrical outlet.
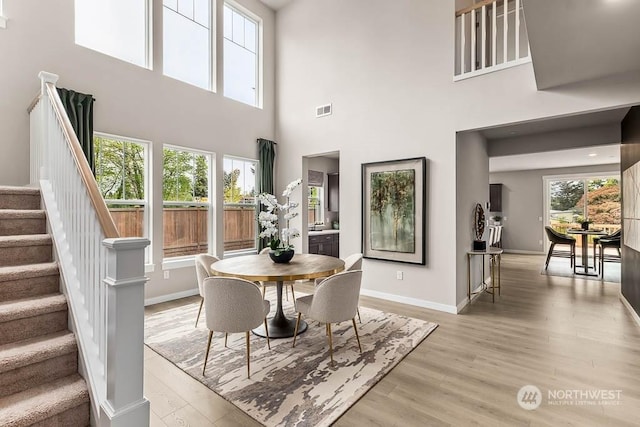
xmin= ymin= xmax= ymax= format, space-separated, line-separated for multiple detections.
xmin=539 ymin=240 xmax=543 ymax=245
xmin=396 ymin=271 xmax=403 ymax=280
xmin=538 ymin=216 xmax=543 ymax=222
xmin=503 ymin=216 xmax=507 ymax=221
xmin=164 ymin=270 xmax=170 ymax=279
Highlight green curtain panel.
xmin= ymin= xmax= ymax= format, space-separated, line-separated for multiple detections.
xmin=57 ymin=88 xmax=96 ymax=174
xmin=257 ymin=138 xmax=276 ymax=251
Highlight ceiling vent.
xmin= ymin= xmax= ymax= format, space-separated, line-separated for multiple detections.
xmin=316 ymin=103 xmax=332 ymax=118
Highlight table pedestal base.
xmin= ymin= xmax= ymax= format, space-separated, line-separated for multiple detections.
xmin=252 ymin=280 xmax=307 ymax=339
xmin=253 ymin=316 xmax=307 ymax=339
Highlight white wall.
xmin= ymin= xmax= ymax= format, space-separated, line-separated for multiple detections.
xmin=275 ymin=0 xmax=640 ymax=312
xmin=490 ymin=163 xmax=620 ymax=253
xmin=0 ymin=0 xmax=275 ymax=301
xmin=456 ymin=131 xmax=489 ymax=311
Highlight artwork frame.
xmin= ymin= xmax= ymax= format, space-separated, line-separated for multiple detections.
xmin=361 ymin=157 xmax=426 ymax=265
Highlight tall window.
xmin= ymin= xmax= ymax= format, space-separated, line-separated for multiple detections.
xmin=163 ymin=146 xmax=213 ymax=259
xmin=163 ymin=0 xmax=212 ymax=90
xmin=223 ymin=3 xmax=260 ymax=107
xmin=223 ymin=156 xmax=258 ymax=253
xmin=308 ymin=186 xmax=324 ymax=225
xmin=75 ymin=0 xmax=150 ymax=68
xmin=0 ymin=0 xmax=7 ymax=28
xmin=94 ymin=134 xmax=151 ymax=262
xmin=546 ymin=174 xmax=621 ymax=249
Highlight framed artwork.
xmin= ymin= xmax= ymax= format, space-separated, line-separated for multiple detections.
xmin=361 ymin=157 xmax=426 ymax=265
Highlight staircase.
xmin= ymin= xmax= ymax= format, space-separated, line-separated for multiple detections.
xmin=0 ymin=186 xmax=90 ymax=426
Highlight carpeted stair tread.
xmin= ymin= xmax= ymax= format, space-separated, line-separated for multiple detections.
xmin=0 ymin=234 xmax=52 ymax=247
xmin=0 ymin=374 xmax=89 ymax=427
xmin=0 ymin=331 xmax=76 ymax=374
xmin=0 ymin=187 xmax=41 ymax=196
xmin=0 ymin=187 xmax=41 ymax=210
xmin=0 ymin=263 xmax=58 ymax=283
xmin=0 ymin=294 xmax=67 ymax=323
xmin=0 ymin=210 xmax=46 ymax=219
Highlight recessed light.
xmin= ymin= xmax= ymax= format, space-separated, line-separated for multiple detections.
xmin=588 ymin=153 xmax=597 ymax=157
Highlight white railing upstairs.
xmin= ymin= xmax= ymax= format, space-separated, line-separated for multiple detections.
xmin=454 ymin=0 xmax=530 ymax=80
xmin=29 ymin=71 xmax=150 ymax=427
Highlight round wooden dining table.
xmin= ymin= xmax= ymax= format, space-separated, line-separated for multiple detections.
xmin=211 ymin=253 xmax=344 ymax=338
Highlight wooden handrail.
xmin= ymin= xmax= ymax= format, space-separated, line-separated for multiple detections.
xmin=44 ymin=82 xmax=120 ymax=238
xmin=27 ymin=94 xmax=42 ymax=114
xmin=456 ymin=0 xmax=498 ymax=17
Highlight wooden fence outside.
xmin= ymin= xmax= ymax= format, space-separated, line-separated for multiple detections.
xmin=109 ymin=206 xmax=256 ymax=257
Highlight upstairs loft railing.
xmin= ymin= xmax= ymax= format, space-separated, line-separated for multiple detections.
xmin=454 ymin=0 xmax=531 ymax=80
xmin=29 ymin=72 xmax=150 ymax=427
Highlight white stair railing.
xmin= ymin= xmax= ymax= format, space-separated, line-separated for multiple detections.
xmin=454 ymin=0 xmax=530 ymax=80
xmin=29 ymin=71 xmax=150 ymax=427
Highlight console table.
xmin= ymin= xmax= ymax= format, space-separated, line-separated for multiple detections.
xmin=467 ymin=248 xmax=503 ymax=304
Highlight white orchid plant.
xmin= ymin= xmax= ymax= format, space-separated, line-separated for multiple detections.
xmin=258 ymin=178 xmax=302 ymax=254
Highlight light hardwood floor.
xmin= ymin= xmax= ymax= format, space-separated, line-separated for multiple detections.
xmin=144 ymin=254 xmax=640 ymax=426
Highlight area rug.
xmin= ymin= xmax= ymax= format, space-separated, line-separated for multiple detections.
xmin=540 ymin=257 xmax=620 ymax=283
xmin=144 ymin=294 xmax=438 ymax=427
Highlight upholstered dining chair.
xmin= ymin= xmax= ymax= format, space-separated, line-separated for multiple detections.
xmin=592 ymin=229 xmax=621 ymax=271
xmin=598 ymin=236 xmax=621 ymax=277
xmin=293 ymin=270 xmax=363 ymax=365
xmin=259 ymin=247 xmax=296 ymax=305
xmin=342 ymin=253 xmax=363 ymax=322
xmin=195 ymin=254 xmax=220 ymax=327
xmin=201 ymin=277 xmax=270 ymax=378
xmin=544 ymin=226 xmax=576 ymax=271
xmin=313 ymin=253 xmax=363 ymax=321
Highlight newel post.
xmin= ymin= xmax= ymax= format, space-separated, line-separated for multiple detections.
xmin=36 ymin=71 xmax=58 ymax=182
xmin=100 ymin=238 xmax=150 ymax=427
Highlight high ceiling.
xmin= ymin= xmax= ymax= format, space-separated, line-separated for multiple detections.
xmin=259 ymin=0 xmax=293 ymax=10
xmin=524 ymin=0 xmax=640 ymax=89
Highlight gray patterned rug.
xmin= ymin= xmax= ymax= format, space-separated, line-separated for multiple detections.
xmin=144 ymin=293 xmax=438 ymax=426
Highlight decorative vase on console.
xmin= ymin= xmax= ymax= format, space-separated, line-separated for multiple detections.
xmin=258 ymin=179 xmax=302 ymax=264
xmin=473 ymin=203 xmax=487 ymax=251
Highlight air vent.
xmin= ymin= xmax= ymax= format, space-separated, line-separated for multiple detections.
xmin=316 ymin=103 xmax=332 ymax=118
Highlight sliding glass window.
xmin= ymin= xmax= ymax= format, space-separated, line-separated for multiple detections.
xmin=547 ymin=175 xmax=621 ymax=248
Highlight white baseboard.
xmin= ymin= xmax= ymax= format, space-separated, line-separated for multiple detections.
xmin=620 ymin=292 xmax=640 ymax=328
xmin=360 ymin=289 xmax=457 ymax=314
xmin=145 ymin=289 xmax=199 ymax=306
xmin=503 ymin=249 xmax=545 ymax=255
xmin=456 ymin=283 xmax=486 ymax=313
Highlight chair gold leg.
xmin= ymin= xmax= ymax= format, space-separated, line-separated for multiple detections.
xmin=357 ymin=307 xmax=361 ymax=323
xmin=290 ymin=285 xmax=296 ymax=310
xmin=246 ymin=331 xmax=251 ymax=379
xmin=224 ymin=333 xmax=228 ymax=348
xmin=327 ymin=323 xmax=334 ymax=365
xmin=264 ymin=319 xmax=271 ymax=350
xmin=352 ymin=318 xmax=362 ymax=353
xmin=292 ymin=313 xmax=301 ymax=347
xmin=262 ymin=286 xmax=266 ymax=298
xmin=195 ymin=298 xmax=204 ymax=328
xmin=202 ymin=330 xmax=213 ymax=375
xmin=285 ymin=285 xmax=289 ymax=301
